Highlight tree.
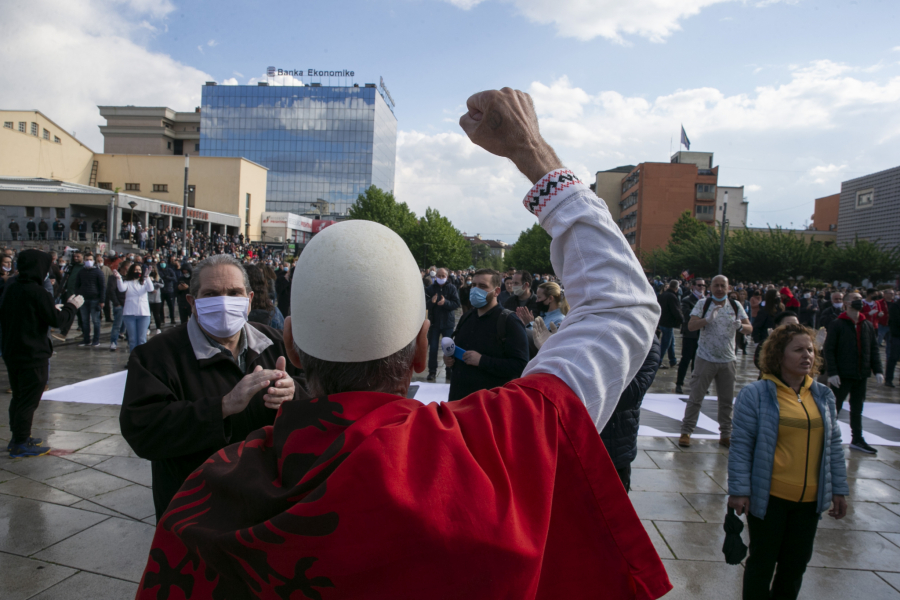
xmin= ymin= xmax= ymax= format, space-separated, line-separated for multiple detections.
xmin=669 ymin=211 xmax=709 ymax=246
xmin=407 ymin=208 xmax=471 ymax=270
xmin=506 ymin=224 xmax=553 ymax=275
xmin=472 ymin=243 xmax=504 ymax=271
xmin=824 ymin=236 xmax=900 ymax=285
xmin=347 ymin=185 xmax=418 ymax=246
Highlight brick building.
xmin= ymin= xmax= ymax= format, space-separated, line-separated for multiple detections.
xmin=810 ymin=193 xmax=840 ymax=232
xmin=836 ymin=165 xmax=900 ymax=251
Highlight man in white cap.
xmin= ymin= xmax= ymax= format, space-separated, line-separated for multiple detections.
xmin=136 ymin=88 xmax=671 ymax=600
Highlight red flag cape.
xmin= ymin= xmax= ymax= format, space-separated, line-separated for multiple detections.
xmin=136 ymin=373 xmax=671 ymax=600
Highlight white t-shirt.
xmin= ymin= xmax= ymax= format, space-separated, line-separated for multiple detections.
xmin=690 ymin=299 xmax=748 ymax=363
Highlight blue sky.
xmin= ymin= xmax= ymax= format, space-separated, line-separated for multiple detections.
xmin=3 ymin=0 xmax=900 ymax=242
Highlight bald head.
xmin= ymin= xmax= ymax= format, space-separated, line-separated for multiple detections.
xmin=710 ymin=275 xmax=729 ymax=300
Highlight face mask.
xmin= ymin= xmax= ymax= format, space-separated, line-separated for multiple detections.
xmin=194 ymin=296 xmax=249 ymax=338
xmin=160 ymin=263 xmax=166 ymax=269
xmin=84 ymin=260 xmax=94 ymax=268
xmin=436 ymin=277 xmax=447 ymax=285
xmin=850 ymin=299 xmax=864 ymax=311
xmin=429 ymin=270 xmax=436 ymax=277
xmin=2 ymin=266 xmax=10 ymax=272
xmin=712 ymin=294 xmax=727 ymax=302
xmin=469 ymin=287 xmax=489 ymax=308
xmin=511 ymin=285 xmax=523 ymax=296
xmin=466 ymin=280 xmax=472 ymax=285
xmin=833 ymin=303 xmax=843 ymax=309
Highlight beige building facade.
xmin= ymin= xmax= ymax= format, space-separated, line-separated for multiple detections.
xmin=1 ymin=110 xmax=96 ymax=185
xmin=594 ymin=166 xmax=636 ymax=221
xmin=98 ymin=106 xmax=201 ymax=156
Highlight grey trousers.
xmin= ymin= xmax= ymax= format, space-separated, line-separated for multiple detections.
xmin=681 ymin=356 xmax=736 ymax=437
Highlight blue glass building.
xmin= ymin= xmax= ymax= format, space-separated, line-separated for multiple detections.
xmin=199 ymin=83 xmax=397 ymax=216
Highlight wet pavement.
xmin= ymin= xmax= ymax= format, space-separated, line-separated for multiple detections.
xmin=0 ymin=330 xmax=898 ymax=598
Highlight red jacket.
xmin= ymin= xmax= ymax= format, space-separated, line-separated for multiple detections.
xmin=780 ymin=287 xmax=800 ymax=309
xmin=136 ymin=373 xmax=672 ymax=600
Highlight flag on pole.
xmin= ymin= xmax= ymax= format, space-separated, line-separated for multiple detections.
xmin=680 ymin=126 xmax=690 ymax=151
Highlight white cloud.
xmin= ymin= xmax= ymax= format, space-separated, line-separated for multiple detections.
xmin=207 ymin=39 xmax=217 ymax=47
xmin=197 ymin=45 xmax=204 ymax=53
xmin=247 ymin=73 xmax=306 ymax=87
xmin=807 ymin=164 xmax=847 ymax=184
xmin=222 ymin=78 xmax=239 ymax=86
xmin=233 ymin=71 xmax=244 ymax=78
xmin=0 ymin=0 xmax=211 ymax=151
xmin=441 ymin=0 xmax=796 ymax=43
xmin=746 ymin=184 xmax=762 ymax=192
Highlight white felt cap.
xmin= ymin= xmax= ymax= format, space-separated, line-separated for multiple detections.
xmin=291 ymin=220 xmax=426 ymax=362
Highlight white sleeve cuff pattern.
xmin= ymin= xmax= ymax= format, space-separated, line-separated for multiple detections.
xmin=522 ymin=169 xmax=582 ymax=220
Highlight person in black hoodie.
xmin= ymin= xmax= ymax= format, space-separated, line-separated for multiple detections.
xmin=74 ymin=252 xmax=106 ymax=347
xmin=175 ymin=263 xmax=193 ymax=324
xmin=600 ymin=337 xmax=660 ymax=492
xmin=1 ymin=250 xmax=83 ymax=457
xmin=657 ymin=280 xmax=683 ymax=369
xmin=275 ymin=264 xmax=291 ymax=317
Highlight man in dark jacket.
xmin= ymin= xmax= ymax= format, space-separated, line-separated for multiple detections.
xmin=824 ymin=292 xmax=883 ymax=454
xmin=37 ymin=218 xmax=49 ymax=240
xmin=175 ymin=263 xmax=193 ymax=324
xmin=425 ymin=267 xmax=461 ymax=381
xmin=52 ymin=218 xmax=65 ymax=240
xmin=120 ymin=254 xmax=312 ymax=519
xmin=502 ymin=270 xmax=540 ymax=315
xmin=26 ymin=218 xmax=37 ymax=240
xmin=818 ymin=291 xmax=844 ymax=332
xmin=275 ymin=265 xmax=291 ymax=317
xmin=107 ymin=263 xmax=127 ymax=351
xmin=1 ymin=250 xmax=83 ymax=457
xmin=159 ymin=259 xmax=179 ymax=324
xmin=8 ymin=219 xmax=20 ymax=240
xmin=675 ymin=278 xmax=705 ymax=394
xmin=657 ymin=280 xmax=683 ymax=369
xmin=600 ymin=337 xmax=660 ymax=493
xmin=74 ymin=252 xmax=106 ymax=347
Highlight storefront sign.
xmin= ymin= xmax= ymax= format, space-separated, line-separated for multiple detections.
xmin=268 ymin=67 xmax=355 ymax=78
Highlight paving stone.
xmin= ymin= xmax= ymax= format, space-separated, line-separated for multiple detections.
xmin=647 ymin=450 xmax=729 ymax=471
xmin=817 ymin=501 xmax=900 ymax=533
xmin=800 ymin=567 xmax=900 ymax=600
xmin=846 ymin=477 xmax=900 ymax=502
xmin=879 ymin=572 xmax=900 ymax=593
xmin=0 ymin=476 xmax=83 ymax=506
xmin=808 ymin=530 xmax=900 ymax=571
xmin=0 ymin=551 xmax=77 ymax=600
xmin=658 ymin=559 xmax=743 ymax=600
xmin=80 ymin=405 xmax=124 ymax=417
xmin=61 ymin=453 xmax=110 ymax=467
xmin=33 ymin=401 xmax=101 ymax=415
xmin=38 ymin=430 xmax=110 ymax=452
xmin=0 ymin=497 xmax=108 ymax=556
xmin=883 ymin=479 xmax=900 ymax=492
xmin=90 ymin=484 xmax=155 ymax=521
xmin=637 ymin=436 xmax=679 ymax=451
xmin=81 ymin=418 xmax=122 ymax=435
xmin=75 ymin=434 xmax=138 ymax=458
xmin=656 ymin=520 xmax=749 ymax=562
xmin=845 ymin=459 xmax=900 ymax=481
xmin=630 ymin=492 xmax=704 ymax=522
xmin=682 ymin=493 xmax=739 ymax=524
xmin=29 ymin=571 xmax=139 ymax=600
xmin=71 ymin=499 xmax=128 ymax=518
xmin=631 ymin=449 xmax=658 ymax=469
xmin=883 ymin=503 xmax=900 ymax=518
xmin=143 ymin=515 xmax=157 ymax=525
xmin=641 ymin=520 xmax=674 ymax=559
xmin=631 ymin=468 xmax=725 ymax=494
xmin=1 ymin=454 xmax=87 ymax=481
xmin=34 ymin=517 xmax=155 ymax=583
xmin=0 ymin=469 xmax=19 ymax=484
xmin=92 ymin=456 xmax=152 ymax=487
xmin=30 ymin=413 xmax=110 ymax=432
xmin=674 ymin=438 xmax=730 ymax=454
xmin=44 ymin=467 xmax=133 ymax=499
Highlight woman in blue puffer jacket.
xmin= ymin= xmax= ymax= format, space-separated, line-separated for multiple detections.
xmin=728 ymin=322 xmax=848 ymax=600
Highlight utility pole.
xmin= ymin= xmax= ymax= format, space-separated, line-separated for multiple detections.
xmin=718 ymin=190 xmax=728 ymax=274
xmin=182 ymin=154 xmax=189 ymax=257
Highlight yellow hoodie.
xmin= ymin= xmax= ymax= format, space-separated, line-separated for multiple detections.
xmin=763 ymin=374 xmax=824 ymax=503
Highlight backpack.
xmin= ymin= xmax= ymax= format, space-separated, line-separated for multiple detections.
xmin=701 ymin=297 xmax=741 ymax=319
xmin=452 ymin=307 xmax=513 ymax=352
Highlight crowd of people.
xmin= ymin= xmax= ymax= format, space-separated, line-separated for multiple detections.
xmin=1 ymin=87 xmax=897 ymax=600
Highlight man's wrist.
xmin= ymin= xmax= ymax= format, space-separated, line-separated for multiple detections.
xmin=512 ymin=141 xmax=564 ymax=184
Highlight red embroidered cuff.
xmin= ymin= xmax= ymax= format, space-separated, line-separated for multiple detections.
xmin=522 ymin=169 xmax=582 ymax=219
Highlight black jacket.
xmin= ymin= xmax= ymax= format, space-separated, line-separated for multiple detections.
xmin=448 ymin=304 xmax=529 ymax=401
xmin=823 ymin=314 xmax=882 ymax=379
xmin=106 ymin=274 xmax=126 ymax=307
xmin=0 ymin=250 xmax=77 ymax=367
xmin=600 ymin=338 xmax=660 ymax=469
xmin=120 ymin=321 xmax=311 ymax=520
xmin=818 ymin=304 xmax=842 ymax=332
xmin=74 ymin=266 xmax=106 ymax=301
xmin=658 ymin=290 xmax=683 ymax=328
xmin=752 ymin=310 xmax=779 ymax=344
xmin=275 ymin=271 xmax=291 ymax=317
xmin=160 ymin=266 xmax=179 ymax=296
xmin=890 ymin=301 xmax=900 ymax=338
xmin=425 ymin=281 xmax=460 ymax=330
xmin=503 ymin=291 xmax=540 ymax=316
xmin=680 ymin=293 xmax=701 ymax=339
xmin=175 ymin=265 xmax=192 ymax=308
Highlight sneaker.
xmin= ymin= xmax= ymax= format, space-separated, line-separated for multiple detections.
xmin=51 ymin=333 xmax=66 ymax=342
xmin=90 ymin=342 xmax=101 ymax=347
xmin=110 ymin=342 xmax=117 ymax=351
xmin=77 ymin=342 xmax=91 ymax=347
xmin=850 ymin=439 xmax=878 ymax=454
xmin=660 ymin=363 xmax=669 ymax=369
xmin=670 ymin=361 xmax=678 ymax=368
xmin=719 ymin=437 xmax=731 ymax=449
xmin=426 ymin=374 xmax=436 ymax=383
xmin=678 ymin=434 xmax=691 ymax=447
xmin=155 ymin=329 xmax=162 ymax=335
xmin=886 ymin=382 xmax=895 ymax=388
xmin=7 ymin=437 xmax=42 ymax=452
xmin=9 ymin=440 xmax=51 ymax=458
xmin=675 ymin=384 xmax=683 ymax=394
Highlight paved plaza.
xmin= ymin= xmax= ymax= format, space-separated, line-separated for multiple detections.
xmin=1 ymin=329 xmax=899 ymax=599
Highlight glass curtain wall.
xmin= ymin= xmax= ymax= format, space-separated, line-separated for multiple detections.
xmin=200 ymin=85 xmax=397 ymax=216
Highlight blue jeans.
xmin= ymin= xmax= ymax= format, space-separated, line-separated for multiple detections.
xmin=428 ymin=324 xmax=455 ymax=376
xmin=123 ymin=315 xmax=151 ymax=351
xmin=660 ymin=326 xmax=677 ymax=365
xmin=110 ymin=306 xmax=124 ymax=344
xmin=80 ymin=299 xmax=102 ymax=344
xmin=877 ymin=325 xmax=890 ymax=347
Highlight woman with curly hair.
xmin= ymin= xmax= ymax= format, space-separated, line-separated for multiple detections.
xmin=728 ymin=323 xmax=848 ymax=600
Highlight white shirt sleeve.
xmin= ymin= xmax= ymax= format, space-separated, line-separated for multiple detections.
xmin=116 ymin=278 xmax=127 ymax=293
xmin=521 ymin=170 xmax=660 ymax=433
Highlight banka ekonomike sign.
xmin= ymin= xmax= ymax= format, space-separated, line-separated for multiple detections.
xmin=267 ymin=66 xmax=355 ymax=78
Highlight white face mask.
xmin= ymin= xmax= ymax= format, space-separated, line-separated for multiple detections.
xmin=436 ymin=277 xmax=447 ymax=285
xmin=194 ymin=296 xmax=249 ymax=338
xmin=83 ymin=260 xmax=94 ymax=268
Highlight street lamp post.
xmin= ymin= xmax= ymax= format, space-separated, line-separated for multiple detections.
xmin=718 ymin=190 xmax=728 ymax=275
xmin=182 ymin=154 xmax=190 ymax=257
xmin=127 ymin=201 xmax=137 ymax=244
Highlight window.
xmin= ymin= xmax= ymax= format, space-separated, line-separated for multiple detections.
xmin=26 ymin=207 xmax=35 ymax=217
xmin=3 ymin=122 xmax=11 ymax=129
xmin=56 ymin=208 xmax=66 ymax=219
xmin=54 ymin=136 xmax=61 ymax=143
xmin=18 ymin=122 xmax=25 ymax=132
xmin=153 ymin=184 xmax=168 ymax=192
xmin=188 ymin=185 xmax=196 ymax=207
xmin=856 ymin=188 xmax=874 ymax=209
xmin=125 ymin=183 xmax=140 ymax=191
xmin=194 ymin=143 xmax=200 ymax=151
xmin=167 ymin=142 xmax=172 ymax=149
xmin=98 ymin=182 xmax=113 ymax=190
xmin=30 ymin=122 xmax=38 ymax=136
xmin=697 ymin=184 xmax=716 ymax=194
xmin=42 ymin=129 xmax=50 ymax=140
xmin=696 ymin=204 xmax=715 ymax=220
